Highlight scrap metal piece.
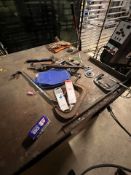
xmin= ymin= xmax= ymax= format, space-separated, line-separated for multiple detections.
xmin=41 ymin=64 xmax=84 ymax=69
xmin=25 ymin=56 xmax=56 ymax=63
xmin=109 ymin=78 xmax=131 ymax=91
xmin=28 ymin=64 xmax=84 ymax=72
xmin=47 ymin=41 xmax=71 ymax=53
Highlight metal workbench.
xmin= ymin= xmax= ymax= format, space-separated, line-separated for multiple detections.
xmin=0 ymin=45 xmax=126 ymax=175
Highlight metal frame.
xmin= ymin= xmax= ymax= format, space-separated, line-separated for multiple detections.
xmin=80 ymin=0 xmax=130 ymax=55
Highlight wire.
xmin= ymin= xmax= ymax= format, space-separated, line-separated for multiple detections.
xmin=80 ymin=164 xmax=131 ymax=175
xmin=94 ymin=46 xmax=105 ymax=59
xmin=93 ymin=0 xmax=112 ymax=59
xmin=107 ymin=106 xmax=131 ymax=137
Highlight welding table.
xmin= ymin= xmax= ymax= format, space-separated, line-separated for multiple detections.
xmin=0 ymin=45 xmax=126 ymax=175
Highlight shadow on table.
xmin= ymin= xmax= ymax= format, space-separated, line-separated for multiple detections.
xmin=22 ymin=136 xmax=36 ymax=150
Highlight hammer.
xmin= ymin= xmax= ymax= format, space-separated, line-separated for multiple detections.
xmin=25 ymin=55 xmax=56 ymax=63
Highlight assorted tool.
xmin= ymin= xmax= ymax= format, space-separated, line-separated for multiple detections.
xmin=47 ymin=41 xmax=71 ymax=53
xmin=93 ymin=73 xmax=131 ymax=95
xmin=25 ymin=56 xmax=56 ymax=63
xmin=11 ymin=70 xmax=86 ymax=121
xmin=28 ymin=64 xmax=84 ymax=71
xmin=11 ymin=42 xmax=130 ymax=123
xmin=11 ymin=46 xmax=105 ymax=122
xmin=109 ymin=78 xmax=131 ymax=91
xmin=93 ymin=74 xmax=119 ymax=92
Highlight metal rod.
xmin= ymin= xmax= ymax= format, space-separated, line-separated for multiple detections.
xmin=79 ymin=0 xmax=86 ymax=51
xmin=71 ymin=2 xmax=81 ymax=51
xmin=14 ymin=71 xmax=57 ymax=105
xmin=93 ymin=0 xmax=112 ymax=59
xmin=109 ymin=78 xmax=131 ymax=91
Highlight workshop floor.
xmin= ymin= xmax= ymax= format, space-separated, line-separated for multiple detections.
xmin=22 ymin=93 xmax=131 ymax=175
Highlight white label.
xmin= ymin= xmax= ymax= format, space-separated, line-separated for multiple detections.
xmin=54 ymin=88 xmax=69 ymax=111
xmin=65 ymin=80 xmax=76 ymax=104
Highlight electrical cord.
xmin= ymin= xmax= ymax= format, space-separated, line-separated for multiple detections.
xmin=94 ymin=46 xmax=105 ymax=60
xmin=80 ymin=164 xmax=131 ymax=175
xmin=107 ymin=106 xmax=131 ymax=137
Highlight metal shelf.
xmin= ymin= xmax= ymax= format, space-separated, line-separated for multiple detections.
xmin=81 ymin=0 xmax=130 ymax=53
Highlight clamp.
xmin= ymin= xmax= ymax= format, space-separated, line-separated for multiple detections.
xmin=93 ymin=74 xmax=119 ymax=92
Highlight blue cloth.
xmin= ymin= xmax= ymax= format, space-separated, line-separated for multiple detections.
xmin=34 ymin=69 xmax=71 ymax=88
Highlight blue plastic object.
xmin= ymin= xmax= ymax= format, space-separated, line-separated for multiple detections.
xmin=34 ymin=69 xmax=71 ymax=88
xmin=28 ymin=115 xmax=50 ymax=140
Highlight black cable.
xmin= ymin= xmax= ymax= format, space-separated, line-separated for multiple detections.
xmin=80 ymin=164 xmax=131 ymax=175
xmin=93 ymin=0 xmax=112 ymax=58
xmin=94 ymin=46 xmax=105 ymax=59
xmin=107 ymin=106 xmax=131 ymax=137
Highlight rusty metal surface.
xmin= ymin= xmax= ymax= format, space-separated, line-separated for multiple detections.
xmin=0 ymin=46 xmax=120 ymax=175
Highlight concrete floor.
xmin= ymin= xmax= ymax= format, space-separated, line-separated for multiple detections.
xmin=22 ymin=93 xmax=131 ymax=175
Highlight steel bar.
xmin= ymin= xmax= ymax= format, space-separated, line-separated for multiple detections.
xmin=93 ymin=0 xmax=112 ymax=59
xmin=12 ymin=71 xmax=57 ymax=105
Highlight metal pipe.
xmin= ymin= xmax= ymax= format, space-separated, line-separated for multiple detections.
xmin=93 ymin=0 xmax=112 ymax=59
xmin=71 ymin=2 xmax=82 ymax=51
xmin=12 ymin=71 xmax=57 ymax=105
xmin=79 ymin=0 xmax=86 ymax=51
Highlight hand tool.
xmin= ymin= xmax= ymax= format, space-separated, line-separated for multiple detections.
xmin=56 ymin=60 xmax=77 ymax=67
xmin=11 ymin=71 xmax=57 ymax=105
xmin=41 ymin=64 xmax=83 ymax=69
xmin=62 ymin=60 xmax=77 ymax=67
xmin=109 ymin=78 xmax=131 ymax=97
xmin=25 ymin=56 xmax=56 ymax=63
xmin=109 ymin=78 xmax=131 ymax=91
xmin=28 ymin=64 xmax=84 ymax=71
xmin=57 ymin=60 xmax=80 ymax=75
xmin=47 ymin=41 xmax=71 ymax=53
xmin=93 ymin=74 xmax=119 ymax=92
